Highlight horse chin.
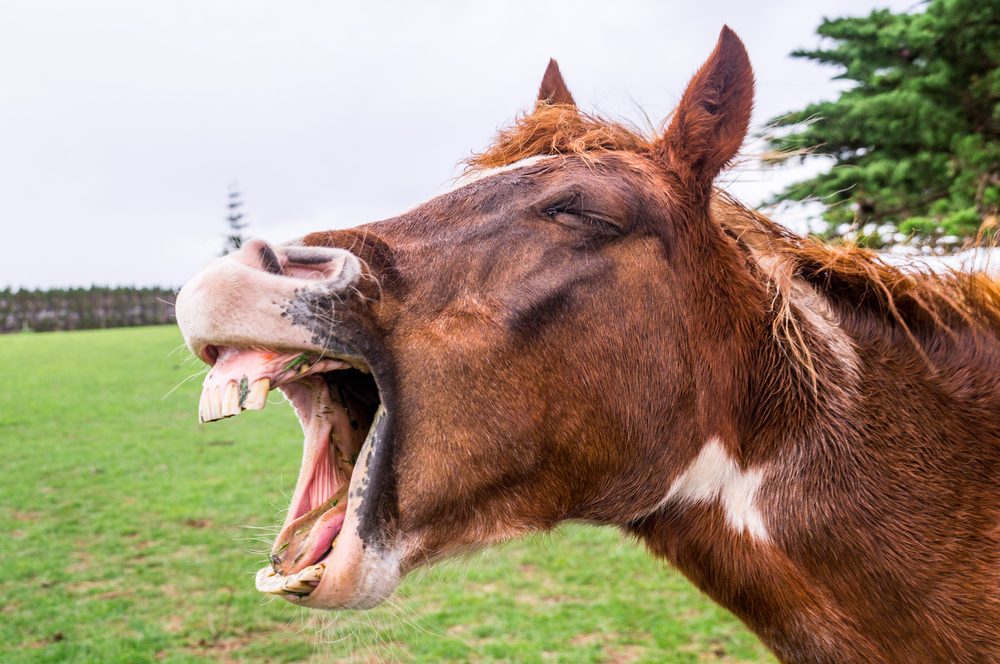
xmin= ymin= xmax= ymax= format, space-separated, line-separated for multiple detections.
xmin=195 ymin=345 xmax=403 ymax=609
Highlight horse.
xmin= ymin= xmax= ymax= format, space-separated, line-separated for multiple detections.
xmin=175 ymin=27 xmax=1000 ymax=663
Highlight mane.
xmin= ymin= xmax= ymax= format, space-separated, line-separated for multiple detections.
xmin=473 ymin=106 xmax=1000 ymax=368
xmin=468 ymin=103 xmax=655 ymax=169
xmin=712 ymin=193 xmax=1000 ymax=343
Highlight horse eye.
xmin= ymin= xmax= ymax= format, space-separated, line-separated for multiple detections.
xmin=542 ymin=206 xmax=621 ymax=237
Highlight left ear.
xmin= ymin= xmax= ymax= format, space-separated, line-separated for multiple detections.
xmin=656 ymin=26 xmax=754 ymax=188
xmin=537 ymin=58 xmax=576 ymax=106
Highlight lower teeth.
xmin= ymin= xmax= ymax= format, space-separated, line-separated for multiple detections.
xmin=255 ymin=562 xmax=325 ymax=596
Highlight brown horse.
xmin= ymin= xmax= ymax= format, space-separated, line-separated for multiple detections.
xmin=175 ymin=27 xmax=1000 ymax=663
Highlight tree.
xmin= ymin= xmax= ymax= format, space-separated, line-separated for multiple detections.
xmin=764 ymin=0 xmax=999 ymax=250
xmin=222 ymin=183 xmax=249 ymax=255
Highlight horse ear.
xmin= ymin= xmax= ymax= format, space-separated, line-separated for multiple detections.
xmin=656 ymin=26 xmax=754 ymax=187
xmin=537 ymin=58 xmax=576 ymax=106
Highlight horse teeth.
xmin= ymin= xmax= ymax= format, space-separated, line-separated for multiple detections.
xmin=199 ymin=376 xmax=270 ymax=423
xmin=255 ymin=567 xmax=285 ymax=594
xmin=198 ymin=389 xmax=210 ymax=423
xmin=243 ymin=378 xmax=270 ymax=411
xmin=209 ymin=386 xmax=222 ymax=421
xmin=283 ymin=579 xmax=317 ymax=594
xmin=282 ymin=564 xmax=325 ymax=594
xmin=222 ymin=381 xmax=240 ymax=417
xmin=204 ymin=388 xmax=214 ymax=421
xmin=254 ymin=563 xmax=325 ymax=596
xmin=298 ymin=563 xmax=325 ymax=583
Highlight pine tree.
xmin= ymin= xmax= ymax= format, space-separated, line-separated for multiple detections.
xmin=764 ymin=0 xmax=999 ymax=250
xmin=222 ymin=183 xmax=249 ymax=255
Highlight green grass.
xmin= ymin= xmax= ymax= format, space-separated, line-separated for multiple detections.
xmin=0 ymin=326 xmax=775 ymax=663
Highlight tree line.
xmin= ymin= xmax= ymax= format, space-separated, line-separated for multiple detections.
xmin=2 ymin=185 xmax=246 ymax=335
xmin=0 ymin=287 xmax=176 ymax=333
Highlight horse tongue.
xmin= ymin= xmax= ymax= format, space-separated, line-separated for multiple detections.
xmin=270 ymin=485 xmax=350 ymax=576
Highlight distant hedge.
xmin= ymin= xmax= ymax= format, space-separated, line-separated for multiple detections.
xmin=0 ymin=287 xmax=177 ymax=333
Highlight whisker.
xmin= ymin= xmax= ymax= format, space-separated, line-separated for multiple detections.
xmin=161 ymin=367 xmax=208 ymax=400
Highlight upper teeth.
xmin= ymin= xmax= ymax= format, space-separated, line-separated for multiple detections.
xmin=195 ymin=350 xmax=354 ymax=424
xmin=243 ymin=377 xmax=270 ymax=411
xmin=199 ymin=377 xmax=270 ymax=423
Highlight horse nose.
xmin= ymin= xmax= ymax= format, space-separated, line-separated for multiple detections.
xmin=175 ymin=239 xmax=364 ymax=363
xmin=235 ymin=239 xmax=361 ymax=284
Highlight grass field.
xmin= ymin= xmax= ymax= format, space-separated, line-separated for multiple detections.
xmin=0 ymin=325 xmax=775 ymax=663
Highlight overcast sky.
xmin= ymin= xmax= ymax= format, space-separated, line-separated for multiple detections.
xmin=1 ymin=0 xmax=912 ymax=288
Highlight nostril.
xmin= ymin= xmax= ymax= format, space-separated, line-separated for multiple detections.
xmin=257 ymin=243 xmax=283 ymax=275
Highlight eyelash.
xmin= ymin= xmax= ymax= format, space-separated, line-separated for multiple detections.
xmin=542 ymin=203 xmax=620 ymax=236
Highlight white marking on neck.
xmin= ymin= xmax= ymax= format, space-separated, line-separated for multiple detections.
xmin=789 ymin=276 xmax=861 ymax=379
xmin=662 ymin=438 xmax=770 ymax=542
xmin=753 ymin=253 xmax=861 ymax=381
xmin=442 ymin=155 xmax=556 ymax=194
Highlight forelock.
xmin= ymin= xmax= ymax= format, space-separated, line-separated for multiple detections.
xmin=467 ymin=103 xmax=655 ymax=171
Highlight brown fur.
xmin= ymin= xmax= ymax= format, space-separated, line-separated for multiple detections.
xmin=289 ymin=27 xmax=999 ymax=663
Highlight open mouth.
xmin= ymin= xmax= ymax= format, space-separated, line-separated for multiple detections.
xmin=197 ymin=345 xmax=382 ymax=599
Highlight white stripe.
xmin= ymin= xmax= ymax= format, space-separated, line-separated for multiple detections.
xmin=441 ymin=155 xmax=557 ymax=194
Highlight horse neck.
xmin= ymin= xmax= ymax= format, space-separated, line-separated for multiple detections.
xmin=623 ymin=266 xmax=878 ymax=659
xmin=665 ymin=211 xmax=829 ymax=454
xmin=626 ymin=219 xmax=1000 ymax=662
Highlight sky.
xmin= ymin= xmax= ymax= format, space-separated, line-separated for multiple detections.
xmin=0 ymin=0 xmax=914 ymax=289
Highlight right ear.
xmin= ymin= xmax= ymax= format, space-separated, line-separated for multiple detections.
xmin=655 ymin=26 xmax=754 ymax=189
xmin=537 ymin=58 xmax=576 ymax=106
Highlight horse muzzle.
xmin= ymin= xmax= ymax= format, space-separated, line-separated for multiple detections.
xmin=175 ymin=239 xmax=362 ymax=364
xmin=174 ymin=239 xmax=404 ymax=610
